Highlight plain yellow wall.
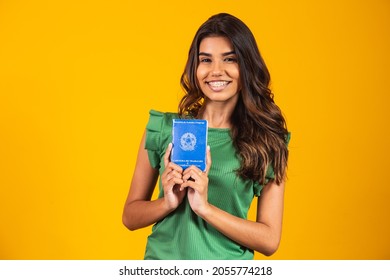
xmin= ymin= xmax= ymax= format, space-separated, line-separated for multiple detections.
xmin=0 ymin=0 xmax=389 ymax=260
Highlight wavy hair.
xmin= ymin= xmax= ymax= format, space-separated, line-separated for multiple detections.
xmin=179 ymin=13 xmax=289 ymax=185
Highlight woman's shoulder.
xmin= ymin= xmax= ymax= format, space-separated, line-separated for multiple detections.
xmin=149 ymin=109 xmax=178 ymax=119
xmin=146 ymin=109 xmax=181 ymax=136
xmin=147 ymin=109 xmax=178 ymax=128
xmin=144 ymin=110 xmax=178 ymax=159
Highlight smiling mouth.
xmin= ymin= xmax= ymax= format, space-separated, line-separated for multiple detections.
xmin=207 ymin=81 xmax=229 ymax=87
xmin=206 ymin=81 xmax=230 ymax=91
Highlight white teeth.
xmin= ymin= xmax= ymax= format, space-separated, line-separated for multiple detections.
xmin=208 ymin=81 xmax=229 ymax=87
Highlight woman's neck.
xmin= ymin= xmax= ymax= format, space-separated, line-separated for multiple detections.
xmin=198 ymin=103 xmax=235 ymax=128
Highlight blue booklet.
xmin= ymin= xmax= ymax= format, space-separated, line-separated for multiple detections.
xmin=171 ymin=119 xmax=208 ymax=171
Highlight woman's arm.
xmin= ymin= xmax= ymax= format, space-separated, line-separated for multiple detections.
xmin=182 ymin=155 xmax=285 ymax=256
xmin=202 ymin=180 xmax=285 ymax=256
xmin=122 ymin=131 xmax=186 ymax=231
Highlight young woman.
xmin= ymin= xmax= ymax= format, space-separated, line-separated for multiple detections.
xmin=122 ymin=13 xmax=290 ymax=260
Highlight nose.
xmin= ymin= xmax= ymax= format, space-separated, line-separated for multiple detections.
xmin=211 ymin=61 xmax=223 ymax=76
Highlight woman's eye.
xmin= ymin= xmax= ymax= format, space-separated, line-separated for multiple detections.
xmin=199 ymin=58 xmax=211 ymax=63
xmin=224 ymin=57 xmax=237 ymax=62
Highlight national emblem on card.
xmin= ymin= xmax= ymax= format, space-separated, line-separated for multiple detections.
xmin=171 ymin=119 xmax=208 ymax=171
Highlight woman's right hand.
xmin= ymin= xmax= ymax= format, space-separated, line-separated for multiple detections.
xmin=161 ymin=143 xmax=186 ymax=211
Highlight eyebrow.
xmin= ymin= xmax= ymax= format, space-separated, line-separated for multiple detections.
xmin=198 ymin=51 xmax=236 ymax=56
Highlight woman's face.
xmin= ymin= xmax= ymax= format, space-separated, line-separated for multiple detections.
xmin=196 ymin=36 xmax=240 ymax=105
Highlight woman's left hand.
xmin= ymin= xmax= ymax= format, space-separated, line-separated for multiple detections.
xmin=180 ymin=146 xmax=212 ymax=216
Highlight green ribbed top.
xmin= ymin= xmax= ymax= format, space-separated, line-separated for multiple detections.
xmin=143 ymin=110 xmax=272 ymax=260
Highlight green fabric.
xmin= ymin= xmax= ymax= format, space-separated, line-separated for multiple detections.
xmin=143 ymin=110 xmax=280 ymax=260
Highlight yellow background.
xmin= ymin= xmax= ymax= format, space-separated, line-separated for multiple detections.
xmin=1 ymin=0 xmax=389 ymax=260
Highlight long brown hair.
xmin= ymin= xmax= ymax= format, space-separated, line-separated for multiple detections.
xmin=179 ymin=13 xmax=289 ymax=185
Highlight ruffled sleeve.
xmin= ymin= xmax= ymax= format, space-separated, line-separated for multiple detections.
xmin=253 ymin=132 xmax=291 ymax=196
xmin=145 ymin=110 xmax=164 ymax=169
xmin=144 ymin=110 xmax=176 ymax=169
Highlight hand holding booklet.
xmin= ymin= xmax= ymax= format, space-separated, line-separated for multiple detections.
xmin=171 ymin=119 xmax=208 ymax=171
